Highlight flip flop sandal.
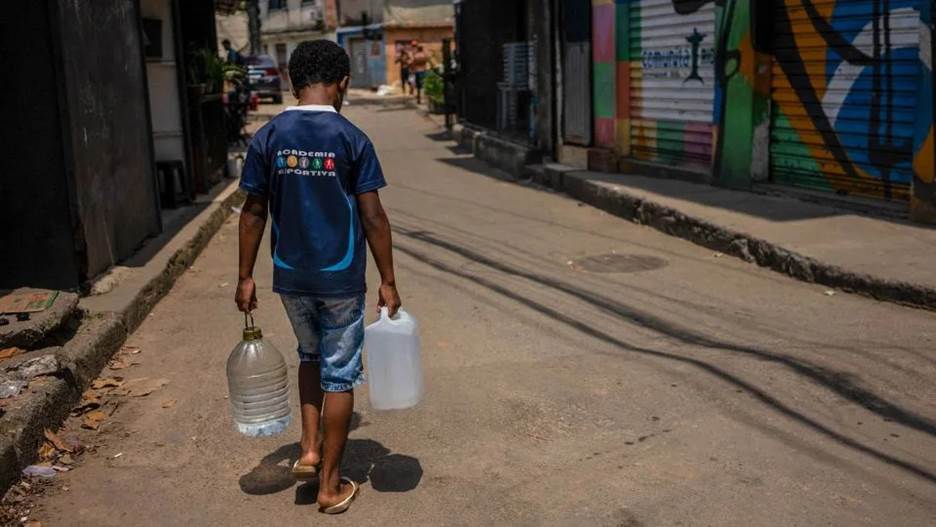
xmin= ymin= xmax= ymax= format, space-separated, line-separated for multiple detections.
xmin=319 ymin=478 xmax=359 ymax=515
xmin=291 ymin=460 xmax=320 ymax=481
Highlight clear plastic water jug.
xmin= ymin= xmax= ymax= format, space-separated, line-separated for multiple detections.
xmin=226 ymin=314 xmax=291 ymax=437
xmin=365 ymin=308 xmax=423 ymax=410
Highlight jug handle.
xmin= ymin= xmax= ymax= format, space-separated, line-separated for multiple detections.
xmin=380 ymin=306 xmax=390 ymax=322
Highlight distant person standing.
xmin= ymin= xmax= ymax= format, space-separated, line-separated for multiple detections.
xmin=222 ymin=39 xmax=243 ymax=66
xmin=408 ymin=40 xmax=430 ymax=104
xmin=395 ymin=43 xmax=412 ymax=95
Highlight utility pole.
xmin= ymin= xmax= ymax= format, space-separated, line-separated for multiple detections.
xmin=247 ymin=0 xmax=261 ymax=56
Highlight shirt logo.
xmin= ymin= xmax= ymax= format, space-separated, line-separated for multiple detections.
xmin=275 ymin=149 xmax=337 ymax=177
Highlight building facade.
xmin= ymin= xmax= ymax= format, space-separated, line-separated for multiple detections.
xmin=455 ymin=0 xmax=935 ymax=223
xmin=337 ymin=0 xmax=454 ymax=90
xmin=1 ymin=0 xmax=226 ymax=291
xmin=565 ymin=0 xmax=936 ymax=222
xmin=259 ymin=0 xmax=339 ymax=80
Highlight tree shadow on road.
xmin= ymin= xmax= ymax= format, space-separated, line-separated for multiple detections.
xmin=238 ymin=412 xmax=422 ymax=500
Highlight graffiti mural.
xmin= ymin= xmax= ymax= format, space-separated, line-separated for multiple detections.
xmin=596 ymin=0 xmax=933 ymax=215
xmin=592 ymin=0 xmax=617 ymax=148
xmin=768 ymin=0 xmax=925 ymax=199
xmin=620 ymin=0 xmax=719 ymax=166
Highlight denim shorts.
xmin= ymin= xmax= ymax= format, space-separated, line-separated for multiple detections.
xmin=280 ymin=294 xmax=366 ymax=392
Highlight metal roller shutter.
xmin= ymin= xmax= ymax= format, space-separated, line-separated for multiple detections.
xmin=628 ymin=0 xmax=717 ymax=167
xmin=770 ymin=0 xmax=921 ymax=200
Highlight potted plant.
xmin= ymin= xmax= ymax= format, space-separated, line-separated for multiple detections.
xmin=423 ymin=69 xmax=445 ymax=114
xmin=188 ymin=48 xmax=245 ymax=95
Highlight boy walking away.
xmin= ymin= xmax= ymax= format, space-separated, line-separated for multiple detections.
xmin=235 ymin=40 xmax=401 ymax=515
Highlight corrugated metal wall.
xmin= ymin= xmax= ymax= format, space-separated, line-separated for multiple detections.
xmin=628 ymin=0 xmax=717 ymax=167
xmin=770 ymin=0 xmax=921 ymax=200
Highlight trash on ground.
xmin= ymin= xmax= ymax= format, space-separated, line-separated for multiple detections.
xmin=0 ymin=290 xmax=59 ymax=315
xmin=113 ymin=452 xmax=123 ymax=459
xmin=824 ymin=290 xmax=836 ymax=296
xmin=81 ymin=410 xmax=108 ymax=430
xmin=21 ymin=465 xmax=56 ymax=478
xmin=8 ymin=355 xmax=61 ymax=380
xmin=0 ymin=377 xmax=27 ymax=399
xmin=120 ymin=346 xmax=142 ymax=355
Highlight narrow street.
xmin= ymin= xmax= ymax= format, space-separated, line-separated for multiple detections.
xmin=33 ymin=103 xmax=936 ymax=526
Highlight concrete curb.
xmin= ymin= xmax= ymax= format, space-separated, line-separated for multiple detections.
xmin=0 ymin=183 xmax=245 ymax=492
xmin=534 ymin=167 xmax=936 ymax=311
xmin=452 ymin=124 xmax=542 ymax=179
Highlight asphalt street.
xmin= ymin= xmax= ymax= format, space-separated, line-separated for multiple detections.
xmin=33 ymin=101 xmax=936 ymax=526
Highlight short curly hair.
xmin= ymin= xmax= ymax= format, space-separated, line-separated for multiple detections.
xmin=288 ymin=40 xmax=350 ymax=90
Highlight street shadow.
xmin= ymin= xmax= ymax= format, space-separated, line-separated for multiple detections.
xmin=238 ymin=412 xmax=422 ymax=499
xmin=238 ymin=442 xmax=298 ymax=495
xmin=436 ymin=156 xmax=518 ymax=182
xmin=424 ymin=130 xmax=451 ymax=142
xmin=239 ymin=411 xmax=364 ymax=496
xmin=446 ymin=144 xmax=473 ymax=156
xmin=392 ymin=226 xmax=936 ymax=485
xmin=375 ymin=104 xmax=415 ymax=113
xmin=295 ymin=439 xmax=423 ymax=505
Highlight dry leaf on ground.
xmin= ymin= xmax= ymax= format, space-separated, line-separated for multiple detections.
xmin=43 ymin=429 xmax=73 ymax=453
xmin=81 ymin=410 xmax=107 ymax=430
xmin=0 ymin=347 xmax=23 ymax=361
xmin=37 ymin=442 xmax=55 ymax=462
xmin=107 ymin=357 xmax=139 ymax=370
xmin=160 ymin=399 xmax=177 ymax=409
xmin=113 ymin=378 xmax=169 ymax=397
xmin=91 ymin=377 xmax=124 ymax=390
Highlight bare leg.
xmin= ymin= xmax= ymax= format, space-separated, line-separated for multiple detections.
xmin=298 ymin=362 xmax=324 ymax=466
xmin=317 ymin=390 xmax=355 ymax=507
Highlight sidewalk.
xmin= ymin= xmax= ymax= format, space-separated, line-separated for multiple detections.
xmin=533 ymin=165 xmax=936 ymax=310
xmin=0 ymin=180 xmax=244 ymax=491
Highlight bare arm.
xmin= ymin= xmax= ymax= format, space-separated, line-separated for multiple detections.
xmin=235 ymin=193 xmax=268 ymax=312
xmin=357 ymin=191 xmax=401 ymax=316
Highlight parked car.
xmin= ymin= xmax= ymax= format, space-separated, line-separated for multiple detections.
xmin=245 ymin=55 xmax=284 ymax=104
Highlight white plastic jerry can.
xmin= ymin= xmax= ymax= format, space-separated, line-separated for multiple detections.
xmin=364 ymin=308 xmax=423 ymax=410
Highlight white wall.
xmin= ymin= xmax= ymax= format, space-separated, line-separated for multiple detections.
xmin=140 ymin=0 xmax=187 ymax=168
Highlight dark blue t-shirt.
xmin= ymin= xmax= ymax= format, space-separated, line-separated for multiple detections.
xmin=240 ymin=105 xmax=386 ymax=296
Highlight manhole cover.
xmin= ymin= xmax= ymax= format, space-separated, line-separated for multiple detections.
xmin=572 ymin=253 xmax=668 ymax=274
